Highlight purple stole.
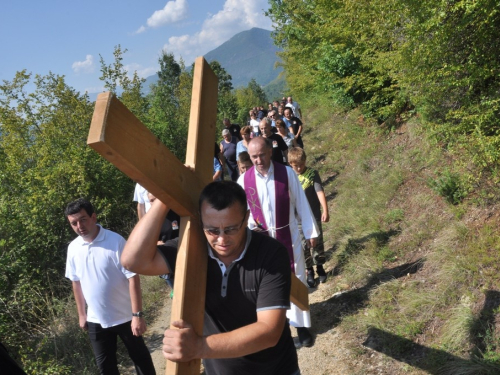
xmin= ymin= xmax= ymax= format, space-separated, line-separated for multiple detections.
xmin=244 ymin=162 xmax=295 ymax=272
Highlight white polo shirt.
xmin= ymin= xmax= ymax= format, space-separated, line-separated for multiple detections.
xmin=133 ymin=183 xmax=151 ymax=212
xmin=65 ymin=225 xmax=135 ymax=328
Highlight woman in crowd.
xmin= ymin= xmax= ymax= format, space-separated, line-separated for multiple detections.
xmin=276 ymin=118 xmax=297 ymax=149
xmin=236 ymin=125 xmax=252 ymax=160
xmin=220 ymin=129 xmax=239 ymax=181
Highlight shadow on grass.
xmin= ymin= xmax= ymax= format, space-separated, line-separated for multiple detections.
xmin=361 ymin=291 xmax=500 ymax=374
xmin=313 ymin=154 xmax=327 ymax=164
xmin=472 ymin=290 xmax=500 ymax=357
xmin=143 ymin=332 xmax=165 ymax=353
xmin=332 ymin=228 xmax=401 ymax=277
xmin=362 ymin=327 xmax=500 ymax=374
xmin=322 ymin=172 xmax=338 ymax=187
xmin=325 ymin=190 xmax=338 ymax=202
xmin=310 ymin=259 xmax=423 ymax=335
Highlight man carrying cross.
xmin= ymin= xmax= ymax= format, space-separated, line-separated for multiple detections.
xmin=121 ymin=181 xmax=300 ymax=375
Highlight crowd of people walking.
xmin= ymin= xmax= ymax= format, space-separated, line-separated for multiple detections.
xmin=57 ymin=94 xmax=331 ymax=375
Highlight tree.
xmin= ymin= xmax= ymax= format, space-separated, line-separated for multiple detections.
xmin=99 ymin=45 xmax=148 ymax=123
xmin=147 ymin=51 xmax=187 ymax=159
xmin=234 ymin=79 xmax=268 ymax=125
xmin=266 ymin=0 xmax=406 ymax=123
xmin=175 ymin=58 xmax=194 ymax=160
xmin=208 ymin=61 xmax=238 ymax=129
xmin=0 ymin=71 xmax=134 ymax=368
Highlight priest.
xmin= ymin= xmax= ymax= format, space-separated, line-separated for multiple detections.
xmin=237 ymin=137 xmax=319 ymax=348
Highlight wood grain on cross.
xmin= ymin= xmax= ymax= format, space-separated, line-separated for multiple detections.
xmin=87 ymin=57 xmax=309 ymax=375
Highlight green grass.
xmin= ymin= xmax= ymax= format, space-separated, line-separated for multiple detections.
xmin=19 ymin=275 xmax=167 ymax=374
xmin=299 ymin=93 xmax=500 ymax=373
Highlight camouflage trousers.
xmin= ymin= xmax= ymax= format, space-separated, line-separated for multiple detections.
xmin=300 ymin=218 xmax=325 ymax=269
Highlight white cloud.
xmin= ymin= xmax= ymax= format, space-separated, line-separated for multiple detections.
xmin=135 ymin=25 xmax=146 ymax=34
xmin=124 ymin=64 xmax=157 ymax=79
xmin=162 ymin=0 xmax=272 ymax=64
xmin=134 ymin=0 xmax=188 ymax=34
xmin=147 ymin=0 xmax=188 ymax=28
xmin=72 ymin=55 xmax=94 ymax=74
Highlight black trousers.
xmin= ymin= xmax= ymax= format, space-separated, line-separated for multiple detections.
xmin=226 ymin=161 xmax=239 ymax=181
xmin=87 ymin=321 xmax=155 ymax=375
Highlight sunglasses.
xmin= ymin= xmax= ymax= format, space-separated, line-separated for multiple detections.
xmin=202 ymin=216 xmax=246 ymax=237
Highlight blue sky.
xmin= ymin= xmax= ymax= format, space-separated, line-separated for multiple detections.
xmin=1 ymin=0 xmax=272 ymax=95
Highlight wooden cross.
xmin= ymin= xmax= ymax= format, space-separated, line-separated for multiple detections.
xmin=87 ymin=57 xmax=309 ymax=375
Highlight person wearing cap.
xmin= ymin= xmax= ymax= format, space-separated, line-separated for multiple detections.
xmin=220 ymin=129 xmax=239 ymax=181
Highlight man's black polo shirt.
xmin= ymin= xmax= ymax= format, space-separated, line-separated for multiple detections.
xmin=227 ymin=123 xmax=242 ymax=141
xmin=158 ymin=230 xmax=299 ymax=375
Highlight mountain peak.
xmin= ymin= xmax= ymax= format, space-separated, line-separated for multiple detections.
xmin=204 ymin=28 xmax=282 ymax=88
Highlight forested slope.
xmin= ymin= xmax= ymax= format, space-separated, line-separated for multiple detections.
xmin=267 ymin=1 xmax=500 ymax=372
xmin=267 ymin=0 xmax=500 ymax=195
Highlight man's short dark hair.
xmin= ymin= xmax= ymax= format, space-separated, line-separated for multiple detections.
xmin=238 ymin=151 xmax=251 ymax=164
xmin=65 ymin=198 xmax=94 ymax=217
xmin=199 ymin=181 xmax=247 ymax=217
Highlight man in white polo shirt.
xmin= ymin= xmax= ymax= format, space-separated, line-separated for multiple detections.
xmin=65 ymin=198 xmax=155 ymax=375
xmin=133 ymin=183 xmax=151 ymax=220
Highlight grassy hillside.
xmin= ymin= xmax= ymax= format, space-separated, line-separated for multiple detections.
xmin=299 ymin=96 xmax=500 ymax=374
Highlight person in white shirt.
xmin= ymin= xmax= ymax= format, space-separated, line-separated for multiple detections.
xmin=249 ymin=110 xmax=261 ymax=138
xmin=285 ymin=96 xmax=303 ymax=119
xmin=65 ymin=198 xmax=155 ymax=375
xmin=133 ymin=183 xmax=150 ymax=220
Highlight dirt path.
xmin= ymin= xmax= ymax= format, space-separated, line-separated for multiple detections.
xmin=140 ymin=271 xmax=354 ymax=375
xmin=293 ymin=275 xmax=355 ymax=375
xmin=143 ymin=297 xmax=172 ymax=374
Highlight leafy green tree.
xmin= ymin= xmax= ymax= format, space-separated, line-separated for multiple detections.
xmin=208 ymin=61 xmax=238 ymax=129
xmin=99 ymin=45 xmax=148 ymax=123
xmin=147 ymin=51 xmax=187 ymax=159
xmin=176 ymin=58 xmax=193 ymax=140
xmin=234 ymin=78 xmax=268 ymax=124
xmin=266 ymin=0 xmax=405 ymax=123
xmin=0 ymin=70 xmax=134 ymax=366
xmin=247 ymin=78 xmax=267 ymax=105
xmin=209 ymin=60 xmax=233 ymax=93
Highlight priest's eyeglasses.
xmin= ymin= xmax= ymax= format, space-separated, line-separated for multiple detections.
xmin=203 ymin=217 xmax=246 ymax=237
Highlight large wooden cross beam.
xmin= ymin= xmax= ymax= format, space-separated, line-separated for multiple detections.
xmin=87 ymin=57 xmax=309 ymax=375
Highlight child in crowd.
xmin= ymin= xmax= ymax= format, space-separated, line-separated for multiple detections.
xmin=288 ymin=147 xmax=330 ymax=287
xmin=237 ymin=151 xmax=253 ymax=175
